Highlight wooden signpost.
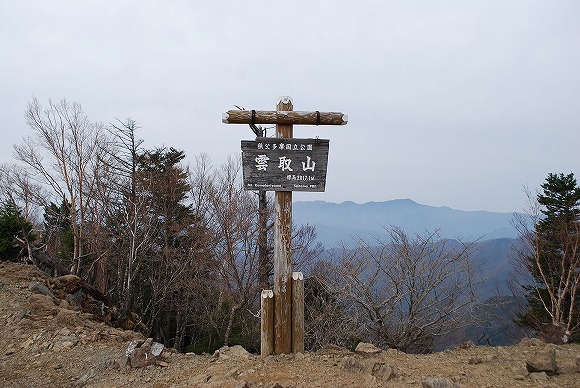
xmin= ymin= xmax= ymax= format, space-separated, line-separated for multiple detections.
xmin=223 ymin=96 xmax=347 ymax=355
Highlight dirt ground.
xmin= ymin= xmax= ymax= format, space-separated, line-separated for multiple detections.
xmin=1 ymin=261 xmax=579 ymax=388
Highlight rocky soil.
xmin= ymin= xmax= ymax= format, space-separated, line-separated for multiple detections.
xmin=1 ymin=261 xmax=580 ymax=388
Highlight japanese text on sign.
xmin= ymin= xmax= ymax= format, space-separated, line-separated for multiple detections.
xmin=241 ymin=138 xmax=329 ymax=192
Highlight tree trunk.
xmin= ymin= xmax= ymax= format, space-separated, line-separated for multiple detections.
xmin=223 ymin=302 xmax=243 ymax=347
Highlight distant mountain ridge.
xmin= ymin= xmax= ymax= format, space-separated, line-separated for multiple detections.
xmin=293 ymin=199 xmax=518 ymax=248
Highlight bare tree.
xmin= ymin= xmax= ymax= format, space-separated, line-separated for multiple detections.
xmin=292 ymin=223 xmax=325 ymax=273
xmin=100 ymin=118 xmax=160 ymax=324
xmin=303 ymin=261 xmax=362 ymax=351
xmin=326 ymin=226 xmax=478 ymax=353
xmin=14 ymin=97 xmax=106 ymax=275
xmin=199 ymin=155 xmax=261 ymax=346
xmin=0 ymin=163 xmax=47 ymax=225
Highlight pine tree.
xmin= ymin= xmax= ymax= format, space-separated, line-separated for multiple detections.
xmin=42 ymin=201 xmax=74 ymax=265
xmin=0 ymin=201 xmax=34 ymax=261
xmin=134 ymin=147 xmax=214 ymax=350
xmin=518 ymin=173 xmax=580 ymax=337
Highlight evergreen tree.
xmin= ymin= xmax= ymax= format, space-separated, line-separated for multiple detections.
xmin=42 ymin=200 xmax=74 ymax=264
xmin=518 ymin=173 xmax=580 ymax=336
xmin=134 ymin=147 xmax=214 ymax=350
xmin=0 ymin=201 xmax=34 ymax=261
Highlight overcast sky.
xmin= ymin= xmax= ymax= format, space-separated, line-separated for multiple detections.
xmin=1 ymin=1 xmax=578 ymax=213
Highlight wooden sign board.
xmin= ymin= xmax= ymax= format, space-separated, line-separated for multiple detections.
xmin=241 ymin=137 xmax=329 ymax=192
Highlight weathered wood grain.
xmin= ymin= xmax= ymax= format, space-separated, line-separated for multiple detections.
xmin=223 ymin=110 xmax=348 ymax=125
xmin=273 ymin=97 xmax=294 ymax=354
xmin=261 ymin=290 xmax=274 ymax=356
xmin=292 ymin=272 xmax=304 ymax=354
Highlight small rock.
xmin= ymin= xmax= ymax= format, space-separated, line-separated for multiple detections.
xmin=369 ymin=362 xmax=393 ymax=381
xmin=151 ymin=341 xmax=164 ymax=357
xmin=339 ymin=356 xmax=393 ymax=382
xmin=421 ymin=377 xmax=460 ymax=388
xmin=125 ymin=338 xmax=166 ymax=368
xmin=125 ymin=339 xmax=141 ymax=357
xmin=104 ymin=359 xmax=120 ymax=370
xmin=512 ymin=362 xmax=529 ymax=377
xmin=214 ymin=345 xmax=251 ymax=360
xmin=526 ymin=348 xmax=558 ymax=375
xmin=354 ymin=342 xmax=382 ymax=356
xmin=156 ymin=360 xmax=169 ymax=367
xmin=28 ymin=281 xmax=60 ymax=305
xmin=66 ymin=291 xmax=84 ymax=311
xmin=529 ymin=371 xmax=548 ymax=380
xmin=74 ymin=369 xmax=96 ymax=387
xmin=340 ymin=356 xmax=364 ymax=372
xmin=55 ymin=335 xmax=79 ymax=350
xmin=234 ymin=381 xmax=250 ymax=388
xmin=130 ymin=346 xmax=154 ymax=368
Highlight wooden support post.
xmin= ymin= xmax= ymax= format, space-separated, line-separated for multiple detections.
xmin=292 ymin=272 xmax=305 ymax=353
xmin=273 ymin=96 xmax=294 ymax=354
xmin=260 ymin=290 xmax=274 ymax=356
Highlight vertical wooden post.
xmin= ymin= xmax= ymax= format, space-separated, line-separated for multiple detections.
xmin=273 ymin=96 xmax=294 ymax=354
xmin=260 ymin=289 xmax=274 ymax=356
xmin=292 ymin=272 xmax=305 ymax=353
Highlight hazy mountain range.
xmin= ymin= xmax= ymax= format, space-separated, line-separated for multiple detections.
xmin=293 ymin=199 xmax=523 ymax=298
xmin=293 ymin=199 xmax=519 ymax=248
xmin=293 ymin=199 xmax=525 ymax=345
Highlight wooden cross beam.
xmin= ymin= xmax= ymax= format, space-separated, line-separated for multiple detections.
xmin=223 ymin=96 xmax=346 ymax=355
xmin=222 ymin=109 xmax=348 ymax=126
